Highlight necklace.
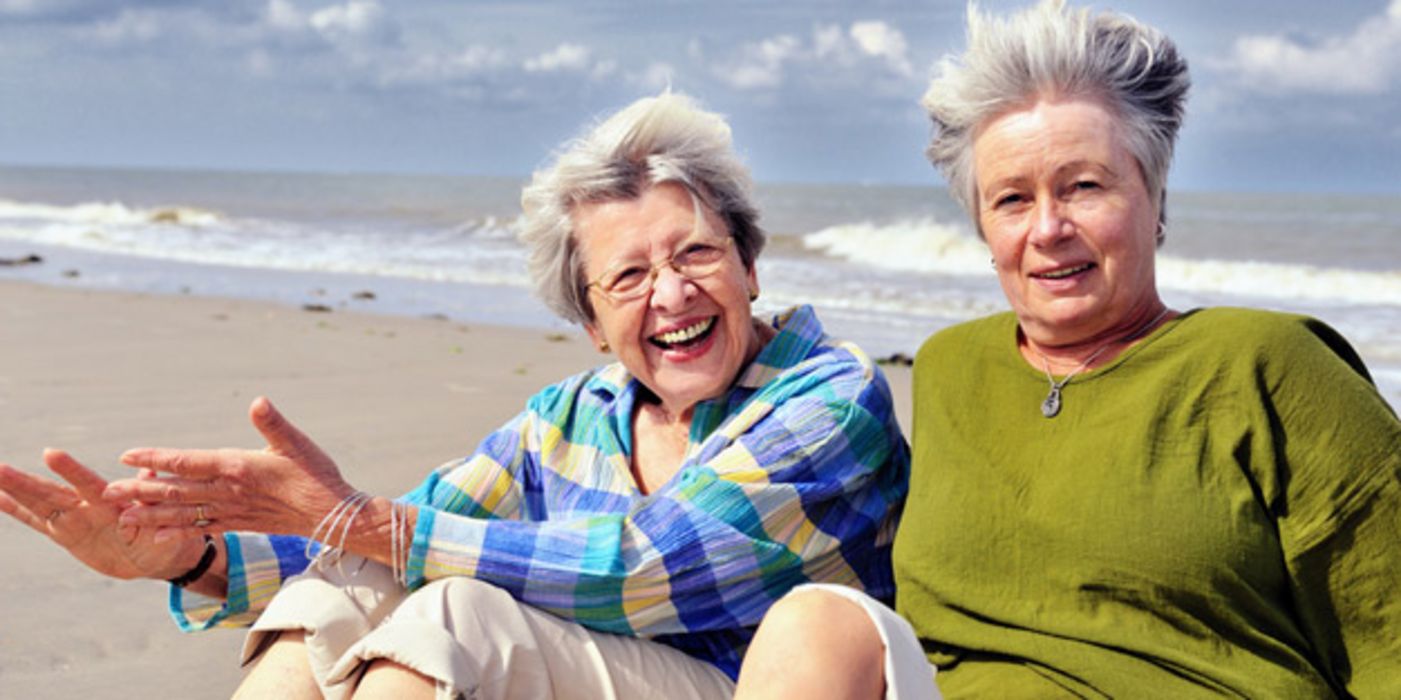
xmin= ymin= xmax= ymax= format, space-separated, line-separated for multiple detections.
xmin=1033 ymin=308 xmax=1171 ymax=418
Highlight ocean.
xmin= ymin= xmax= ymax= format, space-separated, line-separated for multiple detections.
xmin=2 ymin=165 xmax=1399 ymax=409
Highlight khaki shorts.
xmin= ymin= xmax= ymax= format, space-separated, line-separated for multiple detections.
xmin=243 ymin=556 xmax=735 ymax=700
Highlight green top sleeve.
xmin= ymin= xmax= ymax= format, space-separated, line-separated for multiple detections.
xmin=895 ymin=308 xmax=1401 ymax=699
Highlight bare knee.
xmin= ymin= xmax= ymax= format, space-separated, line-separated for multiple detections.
xmin=735 ymin=587 xmax=885 ymax=700
xmin=234 ymin=631 xmax=321 ymax=700
xmin=354 ymin=659 xmax=435 ymax=700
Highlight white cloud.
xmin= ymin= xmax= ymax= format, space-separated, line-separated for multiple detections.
xmin=524 ymin=42 xmax=592 ymax=73
xmin=1218 ymin=0 xmax=1401 ymax=95
xmin=715 ymin=22 xmax=917 ymax=91
xmin=309 ymin=0 xmax=390 ymax=44
xmin=720 ymin=34 xmax=800 ymax=89
xmin=265 ymin=0 xmax=303 ymax=33
xmin=849 ymin=21 xmax=912 ymax=77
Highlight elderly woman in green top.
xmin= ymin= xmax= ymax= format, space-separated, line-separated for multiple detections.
xmin=734 ymin=1 xmax=1401 ymax=698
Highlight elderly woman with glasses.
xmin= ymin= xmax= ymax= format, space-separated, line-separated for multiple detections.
xmin=0 ymin=93 xmax=907 ymax=699
xmin=734 ymin=1 xmax=1401 ymax=698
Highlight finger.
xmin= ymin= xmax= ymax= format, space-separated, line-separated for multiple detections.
xmin=0 ymin=490 xmax=50 ymax=535
xmin=250 ymin=397 xmax=320 ymax=458
xmin=43 ymin=449 xmax=110 ymax=502
xmin=0 ymin=464 xmax=82 ymax=514
xmin=119 ymin=448 xmax=232 ymax=479
xmin=103 ymin=476 xmax=223 ymax=505
xmin=119 ymin=502 xmax=222 ymax=532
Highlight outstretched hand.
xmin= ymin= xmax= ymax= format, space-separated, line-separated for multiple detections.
xmin=105 ymin=397 xmax=356 ymax=539
xmin=0 ymin=449 xmax=205 ymax=581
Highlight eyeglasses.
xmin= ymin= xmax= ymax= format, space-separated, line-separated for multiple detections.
xmin=585 ymin=235 xmax=735 ymax=303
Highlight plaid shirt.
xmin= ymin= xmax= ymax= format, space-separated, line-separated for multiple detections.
xmin=172 ymin=305 xmax=908 ymax=679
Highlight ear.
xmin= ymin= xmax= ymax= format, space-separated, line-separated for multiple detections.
xmin=583 ymin=323 xmax=609 ymax=354
xmin=746 ymin=263 xmax=760 ymax=302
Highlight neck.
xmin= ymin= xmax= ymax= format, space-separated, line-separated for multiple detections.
xmin=1022 ymin=303 xmax=1171 ymax=372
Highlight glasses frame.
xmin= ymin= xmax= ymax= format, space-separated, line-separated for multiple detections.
xmin=584 ymin=234 xmax=736 ymax=304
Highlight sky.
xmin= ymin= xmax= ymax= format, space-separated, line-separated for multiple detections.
xmin=1 ymin=0 xmax=1399 ymax=193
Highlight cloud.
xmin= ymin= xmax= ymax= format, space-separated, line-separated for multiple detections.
xmin=715 ymin=21 xmax=916 ymax=91
xmin=723 ymin=34 xmax=801 ymax=89
xmin=524 ymin=42 xmax=592 ymax=73
xmin=848 ymin=21 xmax=913 ymax=77
xmin=1217 ymin=0 xmax=1401 ymax=95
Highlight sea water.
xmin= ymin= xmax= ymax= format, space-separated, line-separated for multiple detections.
xmin=2 ymin=165 xmax=1398 ymax=408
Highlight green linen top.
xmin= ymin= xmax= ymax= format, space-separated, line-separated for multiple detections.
xmin=894 ymin=307 xmax=1401 ymax=698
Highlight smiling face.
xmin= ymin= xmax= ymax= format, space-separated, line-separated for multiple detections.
xmin=575 ymin=181 xmax=761 ymax=418
xmin=974 ymin=96 xmax=1164 ymax=351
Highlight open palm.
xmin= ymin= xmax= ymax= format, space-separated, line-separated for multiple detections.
xmin=0 ymin=449 xmax=201 ymax=581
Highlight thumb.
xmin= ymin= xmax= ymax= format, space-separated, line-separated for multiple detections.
xmin=249 ymin=397 xmax=319 ymax=457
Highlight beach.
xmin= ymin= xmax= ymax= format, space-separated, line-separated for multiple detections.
xmin=0 ymin=165 xmax=1395 ymax=696
xmin=0 ymin=279 xmax=912 ymax=698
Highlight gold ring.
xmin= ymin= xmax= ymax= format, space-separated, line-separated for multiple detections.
xmin=193 ymin=504 xmax=212 ymax=528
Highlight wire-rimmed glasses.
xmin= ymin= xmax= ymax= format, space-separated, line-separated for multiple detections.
xmin=585 ymin=235 xmax=735 ymax=304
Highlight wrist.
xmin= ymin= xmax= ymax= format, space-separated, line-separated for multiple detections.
xmin=167 ymin=535 xmax=218 ymax=587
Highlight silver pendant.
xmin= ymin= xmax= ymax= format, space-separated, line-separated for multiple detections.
xmin=1041 ymin=386 xmax=1062 ymax=418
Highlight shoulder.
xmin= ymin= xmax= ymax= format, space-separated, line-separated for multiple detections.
xmin=525 ymin=363 xmax=625 ymax=418
xmin=757 ymin=313 xmax=897 ymax=420
xmin=1176 ymin=307 xmax=1372 ymax=381
xmin=915 ymin=312 xmax=1015 ymax=370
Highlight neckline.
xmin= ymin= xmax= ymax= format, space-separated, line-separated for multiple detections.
xmin=1006 ymin=308 xmax=1192 ymax=383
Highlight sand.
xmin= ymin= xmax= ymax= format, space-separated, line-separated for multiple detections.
xmin=0 ymin=279 xmax=911 ymax=698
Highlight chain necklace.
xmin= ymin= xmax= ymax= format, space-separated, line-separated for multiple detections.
xmin=1033 ymin=308 xmax=1171 ymax=418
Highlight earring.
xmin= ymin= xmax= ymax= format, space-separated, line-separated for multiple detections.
xmin=598 ymin=340 xmax=610 ymax=353
xmin=990 ymin=257 xmax=996 ymax=269
xmin=748 ymin=290 xmax=759 ymax=302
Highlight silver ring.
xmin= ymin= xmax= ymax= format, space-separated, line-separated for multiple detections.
xmin=193 ymin=504 xmax=212 ymax=528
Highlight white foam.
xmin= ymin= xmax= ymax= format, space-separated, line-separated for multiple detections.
xmin=803 ymin=218 xmax=991 ymax=274
xmin=802 ymin=218 xmax=1401 ymax=307
xmin=0 ymin=199 xmax=221 ymax=227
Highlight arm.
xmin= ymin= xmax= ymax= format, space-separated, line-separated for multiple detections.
xmin=109 ymin=396 xmax=537 ymax=629
xmin=1265 ymin=318 xmax=1401 ymax=695
xmin=403 ymin=356 xmax=907 ymax=637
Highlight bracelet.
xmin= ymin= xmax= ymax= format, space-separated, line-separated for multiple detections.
xmin=168 ymin=534 xmax=218 ymax=588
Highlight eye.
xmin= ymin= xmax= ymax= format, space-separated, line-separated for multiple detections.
xmin=1074 ymin=180 xmax=1100 ymax=191
xmin=992 ymin=193 xmax=1025 ymax=209
xmin=677 ymin=242 xmax=726 ymax=265
xmin=605 ymin=266 xmax=648 ymax=291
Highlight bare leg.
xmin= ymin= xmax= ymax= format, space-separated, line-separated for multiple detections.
xmin=353 ymin=659 xmax=436 ymax=699
xmin=233 ymin=631 xmax=322 ymax=700
xmin=733 ymin=589 xmax=885 ymax=700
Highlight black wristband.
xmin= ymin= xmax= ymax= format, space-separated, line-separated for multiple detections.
xmin=168 ymin=534 xmax=218 ymax=588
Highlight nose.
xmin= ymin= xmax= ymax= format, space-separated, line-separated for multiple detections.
xmin=1029 ymin=199 xmax=1074 ymax=247
xmin=647 ymin=262 xmax=695 ymax=311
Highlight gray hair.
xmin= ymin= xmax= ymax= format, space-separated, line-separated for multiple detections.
xmin=519 ymin=92 xmax=765 ymax=325
xmin=923 ymin=0 xmax=1189 ymax=242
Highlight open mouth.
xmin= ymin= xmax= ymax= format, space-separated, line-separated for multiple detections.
xmin=1032 ymin=262 xmax=1095 ymax=280
xmin=649 ymin=317 xmax=716 ymax=350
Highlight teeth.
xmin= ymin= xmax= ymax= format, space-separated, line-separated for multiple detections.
xmin=655 ymin=318 xmax=714 ymax=345
xmin=1038 ymin=263 xmax=1092 ymax=279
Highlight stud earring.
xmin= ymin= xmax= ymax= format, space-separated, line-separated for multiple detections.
xmin=598 ymin=340 xmax=610 ymax=353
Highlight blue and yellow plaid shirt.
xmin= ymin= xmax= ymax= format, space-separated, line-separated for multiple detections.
xmin=173 ymin=305 xmax=908 ymax=678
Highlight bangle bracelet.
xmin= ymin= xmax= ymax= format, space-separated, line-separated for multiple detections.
xmin=168 ymin=534 xmax=218 ymax=588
